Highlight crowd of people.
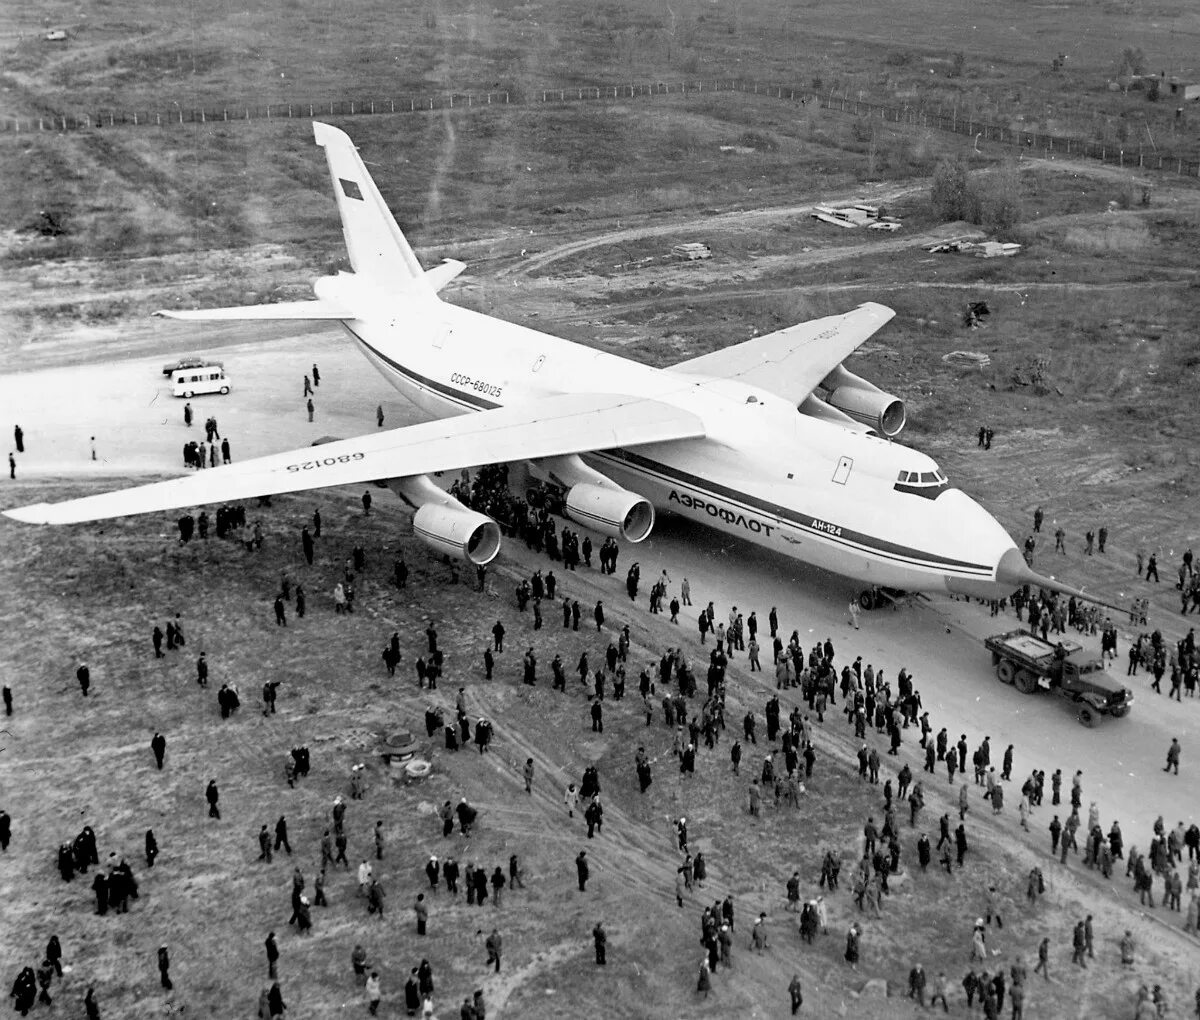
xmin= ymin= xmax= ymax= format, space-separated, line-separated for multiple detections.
xmin=6 ymin=440 xmax=1200 ymax=1018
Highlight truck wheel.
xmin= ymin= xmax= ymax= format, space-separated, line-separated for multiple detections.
xmin=1077 ymin=707 xmax=1096 ymax=728
xmin=1014 ymin=670 xmax=1038 ymax=695
xmin=183 ymin=391 xmax=194 ymax=399
xmin=1109 ymin=706 xmax=1129 ymax=719
xmin=219 ymin=385 xmax=229 ymax=395
xmin=996 ymin=661 xmax=1016 ymax=685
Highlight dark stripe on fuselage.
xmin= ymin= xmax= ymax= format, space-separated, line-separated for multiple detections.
xmin=348 ymin=328 xmax=994 ymax=577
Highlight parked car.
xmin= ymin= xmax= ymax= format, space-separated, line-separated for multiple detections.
xmin=162 ymin=355 xmax=224 ymax=377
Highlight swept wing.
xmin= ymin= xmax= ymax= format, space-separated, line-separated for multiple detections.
xmin=672 ymin=302 xmax=895 ymax=405
xmin=5 ymin=394 xmax=705 ymax=525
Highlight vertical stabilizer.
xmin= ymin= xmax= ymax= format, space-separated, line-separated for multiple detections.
xmin=312 ymin=121 xmax=432 ymax=294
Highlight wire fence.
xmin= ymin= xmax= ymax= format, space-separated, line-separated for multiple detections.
xmin=2 ymin=77 xmax=1197 ymax=178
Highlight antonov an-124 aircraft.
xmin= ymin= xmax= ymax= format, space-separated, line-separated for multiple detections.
xmin=5 ymin=122 xmax=1093 ymax=607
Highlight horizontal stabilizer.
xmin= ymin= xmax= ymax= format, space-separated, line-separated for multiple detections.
xmin=4 ymin=393 xmax=705 ymax=525
xmin=425 ymin=260 xmax=466 ymax=292
xmin=154 ymin=299 xmax=353 ymax=321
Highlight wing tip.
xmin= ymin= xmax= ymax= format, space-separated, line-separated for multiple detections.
xmin=3 ymin=504 xmax=55 ymax=525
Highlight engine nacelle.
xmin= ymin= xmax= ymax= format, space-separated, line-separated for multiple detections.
xmin=412 ymin=502 xmax=501 ymax=565
xmin=565 ymin=483 xmax=655 ymax=543
xmin=798 ymin=395 xmax=871 ymax=434
xmin=821 ymin=364 xmax=906 ymax=437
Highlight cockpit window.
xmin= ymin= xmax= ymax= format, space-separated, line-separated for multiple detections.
xmin=894 ymin=467 xmax=950 ymax=499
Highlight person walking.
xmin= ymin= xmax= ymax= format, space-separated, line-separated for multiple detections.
xmin=265 ymin=932 xmax=280 ymax=979
xmin=306 ymin=398 xmax=314 ymax=423
xmin=1165 ymin=738 xmax=1182 ymax=775
xmin=485 ymin=928 xmax=502 ymax=973
xmin=205 ymin=779 xmax=220 ymax=819
xmin=577 ymin=851 xmax=590 ymax=892
xmin=788 ymin=974 xmax=804 ymax=1014
xmin=593 ymin=921 xmax=607 ymax=964
xmin=365 ymin=972 xmax=381 ymax=1016
xmin=151 ymin=732 xmax=166 ymax=769
xmin=157 ymin=945 xmax=173 ymax=990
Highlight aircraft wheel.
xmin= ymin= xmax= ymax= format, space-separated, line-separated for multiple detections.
xmin=858 ymin=590 xmax=876 ymax=611
xmin=1014 ymin=670 xmax=1038 ymax=694
xmin=219 ymin=386 xmax=229 ymax=395
xmin=996 ymin=661 xmax=1016 ymax=685
xmin=1077 ymin=706 xmax=1096 ymax=728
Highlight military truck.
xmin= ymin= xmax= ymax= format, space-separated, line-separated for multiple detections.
xmin=984 ymin=629 xmax=1133 ymax=727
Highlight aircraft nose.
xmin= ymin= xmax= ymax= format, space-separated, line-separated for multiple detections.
xmin=936 ymin=489 xmax=1020 ymax=599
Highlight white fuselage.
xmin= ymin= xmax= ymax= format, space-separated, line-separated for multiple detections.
xmin=318 ymin=273 xmax=1020 ymax=596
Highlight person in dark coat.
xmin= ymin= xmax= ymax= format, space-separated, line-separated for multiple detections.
xmin=10 ymin=966 xmax=36 ymax=1016
xmin=576 ymin=851 xmax=590 ymax=891
xmin=265 ymin=932 xmax=279 ymax=979
xmin=206 ymin=780 xmax=220 ymax=819
xmin=76 ymin=662 xmax=90 ymax=696
xmin=157 ymin=945 xmax=172 ymax=990
xmin=45 ymin=936 xmax=62 ymax=977
xmin=91 ymin=871 xmax=108 ymax=914
xmin=267 ymin=981 xmax=286 ymax=1018
xmin=145 ymin=829 xmax=158 ymax=868
xmin=151 ymin=732 xmax=166 ymax=769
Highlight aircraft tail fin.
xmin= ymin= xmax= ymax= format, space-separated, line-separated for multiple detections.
xmin=312 ymin=121 xmax=433 ymax=295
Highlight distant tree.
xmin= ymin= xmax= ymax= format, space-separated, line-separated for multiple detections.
xmin=1117 ymin=47 xmax=1146 ymax=77
xmin=930 ymin=158 xmax=975 ymax=221
xmin=978 ymin=161 xmax=1023 ymax=231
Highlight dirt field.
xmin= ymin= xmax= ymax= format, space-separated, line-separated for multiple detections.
xmin=3 ymin=1 xmax=1200 ymax=1017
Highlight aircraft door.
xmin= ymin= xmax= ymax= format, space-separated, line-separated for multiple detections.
xmin=832 ymin=456 xmax=853 ymax=485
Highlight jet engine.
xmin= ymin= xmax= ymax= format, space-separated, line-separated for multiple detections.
xmin=565 ymin=483 xmax=655 ymax=543
xmin=412 ymin=502 xmax=501 ymax=565
xmin=819 ymin=364 xmax=906 ymax=437
xmin=387 ymin=475 xmax=501 ymax=565
xmin=539 ymin=454 xmax=655 ymax=543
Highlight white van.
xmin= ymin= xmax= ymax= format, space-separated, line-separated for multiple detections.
xmin=172 ymin=365 xmax=231 ymax=398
